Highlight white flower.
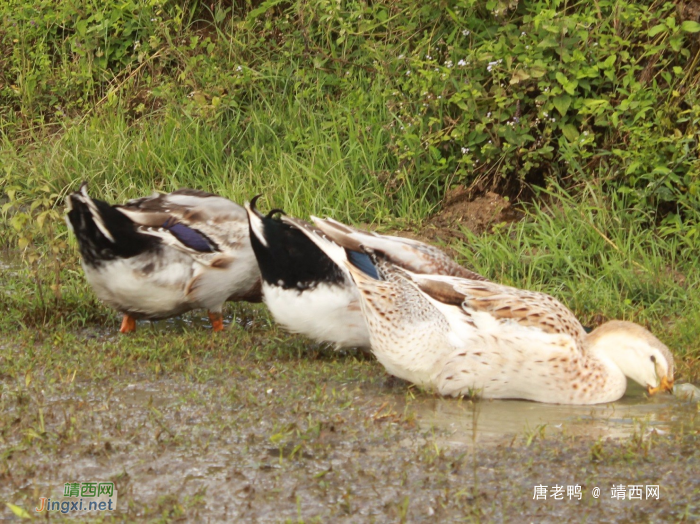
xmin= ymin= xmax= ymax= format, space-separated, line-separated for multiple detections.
xmin=445 ymin=60 xmax=453 ymax=68
xmin=462 ymin=29 xmax=470 ymax=36
xmin=458 ymin=59 xmax=467 ymax=67
xmin=398 ymin=54 xmax=404 ymax=59
xmin=426 ymin=55 xmax=432 ymax=60
xmin=406 ymin=70 xmax=411 ymax=75
xmin=461 ymin=147 xmax=469 ymax=154
xmin=236 ymin=65 xmax=243 ymax=72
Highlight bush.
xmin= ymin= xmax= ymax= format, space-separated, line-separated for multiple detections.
xmin=1 ymin=0 xmax=699 ymax=247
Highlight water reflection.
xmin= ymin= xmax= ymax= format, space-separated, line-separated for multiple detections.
xmin=407 ymin=383 xmax=697 ymax=446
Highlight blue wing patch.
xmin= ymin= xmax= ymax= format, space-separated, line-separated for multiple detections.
xmin=347 ymin=249 xmax=380 ymax=280
xmin=163 ymin=220 xmax=217 ymax=253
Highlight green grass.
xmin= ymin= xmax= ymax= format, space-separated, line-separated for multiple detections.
xmin=2 ymin=1 xmax=700 ymax=520
xmin=450 ymin=184 xmax=700 ymax=381
xmin=2 ymin=177 xmax=699 ymax=382
xmin=2 ymin=96 xmax=434 ymax=225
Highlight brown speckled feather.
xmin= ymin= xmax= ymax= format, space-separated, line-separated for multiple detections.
xmin=411 ymin=275 xmax=587 ymax=346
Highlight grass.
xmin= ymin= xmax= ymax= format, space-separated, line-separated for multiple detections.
xmin=3 ymin=174 xmax=700 ymax=519
xmin=2 ymin=0 xmax=700 ymax=519
xmin=449 ymin=184 xmax=700 ymax=382
xmin=3 ymin=79 xmax=431 ymax=225
xmin=1 ymin=303 xmax=698 ymax=521
xmin=2 ymin=132 xmax=700 ymax=382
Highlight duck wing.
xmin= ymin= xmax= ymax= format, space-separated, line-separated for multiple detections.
xmin=312 ymin=217 xmax=487 ymax=280
xmin=408 ymin=274 xmax=587 ymax=347
xmin=117 ymin=189 xmax=250 ymax=262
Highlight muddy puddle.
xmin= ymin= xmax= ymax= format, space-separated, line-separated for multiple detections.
xmin=405 ymin=384 xmax=698 ymax=446
xmin=3 ymin=360 xmax=699 ymax=521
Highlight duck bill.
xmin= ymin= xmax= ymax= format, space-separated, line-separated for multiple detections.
xmin=647 ymin=376 xmax=674 ymax=395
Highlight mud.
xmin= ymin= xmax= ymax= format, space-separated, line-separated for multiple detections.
xmin=1 ymin=251 xmax=699 ymax=522
xmin=1 ymin=335 xmax=698 ymax=522
xmin=428 ymin=187 xmax=522 ymax=237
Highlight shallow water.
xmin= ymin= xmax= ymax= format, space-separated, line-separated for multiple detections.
xmin=406 ymin=383 xmax=697 ymax=446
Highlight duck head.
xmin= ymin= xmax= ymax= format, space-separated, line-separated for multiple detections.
xmin=587 ymin=320 xmax=674 ymax=395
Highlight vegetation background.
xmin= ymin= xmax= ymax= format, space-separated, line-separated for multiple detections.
xmin=1 ymin=0 xmax=700 ymax=373
xmin=2 ymin=1 xmax=700 ymax=521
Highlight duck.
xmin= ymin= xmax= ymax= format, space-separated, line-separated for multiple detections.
xmin=65 ymin=183 xmax=261 ymax=333
xmin=244 ymin=196 xmax=486 ymax=349
xmin=294 ymin=215 xmax=675 ymax=405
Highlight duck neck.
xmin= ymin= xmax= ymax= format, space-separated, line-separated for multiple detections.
xmin=582 ymin=343 xmax=629 ymax=403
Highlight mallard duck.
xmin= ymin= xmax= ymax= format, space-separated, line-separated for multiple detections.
xmin=298 ymin=216 xmax=675 ymax=405
xmin=65 ymin=183 xmax=261 ymax=333
xmin=244 ymin=197 xmax=486 ymax=348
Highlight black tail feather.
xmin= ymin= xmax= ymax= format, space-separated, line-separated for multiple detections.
xmin=66 ymin=186 xmax=158 ymax=266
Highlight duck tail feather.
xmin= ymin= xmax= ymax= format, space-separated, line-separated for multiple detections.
xmin=67 ymin=183 xmax=116 ymax=243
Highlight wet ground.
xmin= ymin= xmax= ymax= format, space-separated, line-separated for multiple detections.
xmin=1 ymin=308 xmax=699 ymax=523
xmin=1 ymin=248 xmax=699 ymax=522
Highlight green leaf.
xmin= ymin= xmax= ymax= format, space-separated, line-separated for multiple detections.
xmin=625 ymin=161 xmax=642 ymax=175
xmin=530 ymin=66 xmax=547 ymax=78
xmin=552 ymin=95 xmax=571 ymax=116
xmin=565 ymin=79 xmax=578 ymax=95
xmin=76 ymin=19 xmax=88 ymax=36
xmin=537 ymin=37 xmax=558 ymax=48
xmin=247 ymin=0 xmax=287 ymax=21
xmin=561 ymin=124 xmax=580 ymax=142
xmin=509 ymin=69 xmax=530 ymax=84
xmin=6 ymin=503 xmax=31 ymax=519
xmin=681 ymin=21 xmax=700 ymax=33
xmin=602 ymin=54 xmax=617 ymax=68
xmin=648 ymin=24 xmax=667 ymax=37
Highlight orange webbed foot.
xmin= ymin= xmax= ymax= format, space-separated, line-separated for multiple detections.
xmin=208 ymin=311 xmax=224 ymax=332
xmin=120 ymin=314 xmax=136 ymax=334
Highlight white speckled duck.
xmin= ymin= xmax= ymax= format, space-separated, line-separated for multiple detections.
xmin=65 ymin=183 xmax=261 ymax=333
xmin=296 ymin=216 xmax=674 ymax=405
xmin=244 ymin=197 xmax=487 ymax=349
